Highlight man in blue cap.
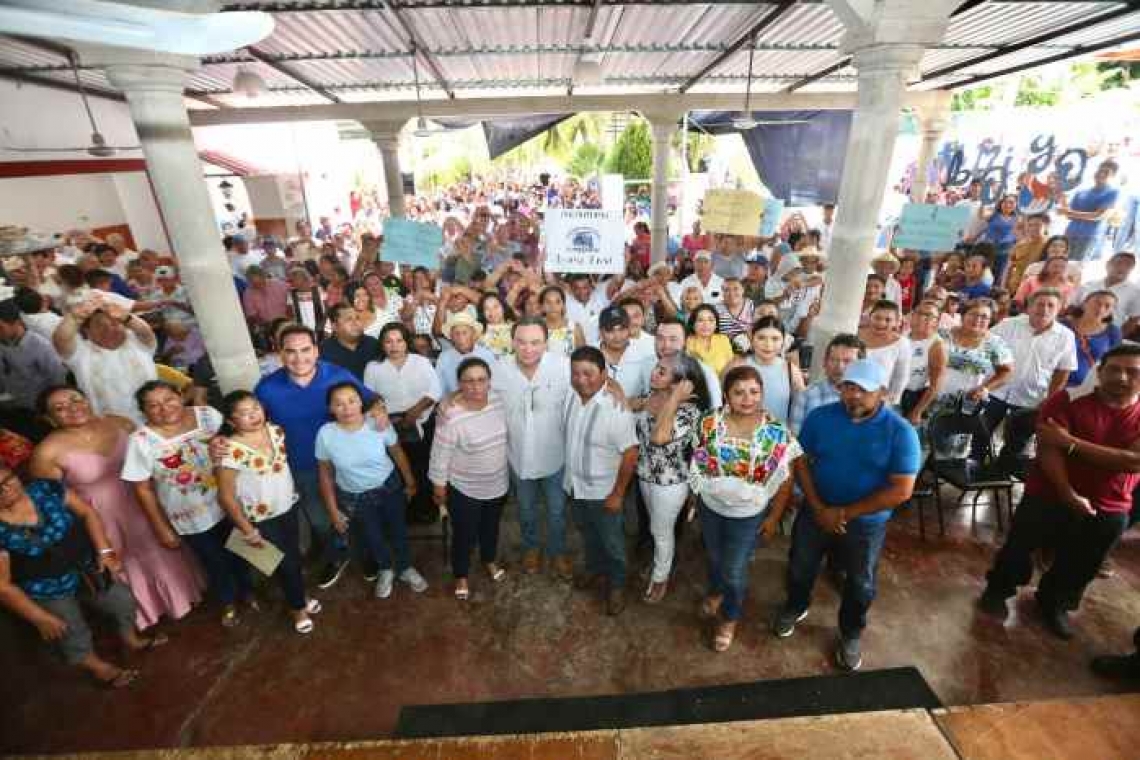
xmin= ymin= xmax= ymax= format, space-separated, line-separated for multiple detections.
xmin=773 ymin=359 xmax=921 ymax=671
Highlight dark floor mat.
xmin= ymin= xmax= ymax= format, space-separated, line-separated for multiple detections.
xmin=395 ymin=666 xmax=942 ymax=739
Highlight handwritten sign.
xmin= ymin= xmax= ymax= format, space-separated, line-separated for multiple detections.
xmin=893 ymin=203 xmax=972 ymax=252
xmin=544 ymin=209 xmax=625 ymax=274
xmin=380 ymin=219 xmax=443 ymax=268
xmin=758 ymin=197 xmax=785 ymax=237
xmin=701 ymin=189 xmax=764 ymax=236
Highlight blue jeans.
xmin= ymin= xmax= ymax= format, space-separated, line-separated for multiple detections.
xmin=337 ymin=472 xmax=412 ymax=574
xmin=183 ymin=519 xmax=252 ymax=607
xmin=294 ymin=468 xmax=349 ymax=566
xmin=699 ymin=503 xmax=764 ymax=621
xmin=784 ymin=508 xmax=888 ymax=639
xmin=511 ymin=467 xmax=568 ymax=557
xmin=572 ymin=497 xmax=626 ymax=587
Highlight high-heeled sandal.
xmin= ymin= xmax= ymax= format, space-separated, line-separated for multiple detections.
xmin=713 ymin=620 xmax=736 ymax=653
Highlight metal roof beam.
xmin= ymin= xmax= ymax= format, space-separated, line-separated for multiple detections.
xmin=0 ymin=68 xmax=125 ymax=102
xmin=245 ymin=45 xmax=343 ymax=103
xmin=379 ymin=0 xmax=455 ymax=98
xmin=221 ymin=1 xmax=817 ymax=10
xmin=946 ymin=27 xmax=1140 ymax=90
xmin=918 ymin=5 xmax=1140 ymax=83
xmin=678 ymin=1 xmax=795 ymax=93
xmin=188 ymin=89 xmax=949 ymax=127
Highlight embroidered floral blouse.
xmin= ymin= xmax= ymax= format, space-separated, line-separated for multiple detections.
xmin=688 ymin=410 xmax=802 ymax=518
xmin=218 ymin=423 xmax=297 ymax=523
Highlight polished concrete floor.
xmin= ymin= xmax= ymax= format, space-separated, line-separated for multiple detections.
xmin=3 ymin=495 xmax=1138 ymax=756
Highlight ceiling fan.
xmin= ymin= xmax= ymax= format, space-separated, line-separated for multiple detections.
xmin=700 ymin=33 xmax=809 ymax=131
xmin=0 ymin=52 xmax=141 ymax=157
xmin=0 ymin=0 xmax=273 ymax=56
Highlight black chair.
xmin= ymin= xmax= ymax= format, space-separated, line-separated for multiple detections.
xmin=918 ymin=411 xmax=1014 ymax=539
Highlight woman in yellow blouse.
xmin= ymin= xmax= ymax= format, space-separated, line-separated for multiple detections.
xmin=686 ymin=304 xmax=734 ymax=374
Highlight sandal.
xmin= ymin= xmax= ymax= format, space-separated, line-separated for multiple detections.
xmin=221 ymin=606 xmax=240 ymax=628
xmin=644 ymin=582 xmax=667 ymax=604
xmin=97 ymin=667 xmax=140 ymax=689
xmin=486 ymin=564 xmax=506 ymax=583
xmin=699 ymin=595 xmax=723 ymax=620
xmin=294 ymin=616 xmax=314 ymax=635
xmin=305 ymin=598 xmax=322 ymax=615
xmin=133 ymin=632 xmax=169 ymax=652
xmin=455 ymin=583 xmax=470 ymax=601
xmin=713 ymin=620 xmax=737 ymax=653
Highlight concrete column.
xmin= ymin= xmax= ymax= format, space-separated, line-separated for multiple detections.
xmin=809 ymin=0 xmax=956 ymax=377
xmin=645 ymin=114 xmax=677 ymax=265
xmin=361 ymin=121 xmax=407 ymax=218
xmin=910 ymin=92 xmax=951 ymax=203
xmin=101 ymin=61 xmax=260 ymax=393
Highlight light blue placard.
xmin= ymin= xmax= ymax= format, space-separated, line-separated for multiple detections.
xmin=380 ymin=219 xmax=444 ymax=267
xmin=758 ymin=198 xmax=785 ymax=237
xmin=893 ymin=203 xmax=971 ymax=252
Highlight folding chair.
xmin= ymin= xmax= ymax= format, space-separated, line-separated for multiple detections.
xmin=919 ymin=411 xmax=1014 ymax=538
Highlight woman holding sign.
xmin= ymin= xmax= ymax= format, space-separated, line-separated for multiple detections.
xmin=215 ymin=390 xmax=321 ymax=635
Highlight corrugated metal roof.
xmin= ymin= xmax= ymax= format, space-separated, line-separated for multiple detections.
xmin=0 ymin=0 xmax=1136 ymax=103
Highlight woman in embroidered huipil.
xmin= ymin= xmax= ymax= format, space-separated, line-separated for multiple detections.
xmin=687 ymin=365 xmax=802 ymax=652
xmin=122 ymin=381 xmax=252 ymax=628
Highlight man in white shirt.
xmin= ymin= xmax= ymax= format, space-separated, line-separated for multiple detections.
xmin=564 ymin=274 xmax=618 ymax=346
xmin=227 ymin=235 xmax=263 ymax=281
xmin=493 ymin=318 xmax=573 ymax=580
xmin=597 ymin=305 xmax=652 ymax=398
xmin=986 ymin=288 xmax=1077 ymax=476
xmin=617 ymin=297 xmax=656 ymax=363
xmin=819 ymin=203 xmax=836 ymax=252
xmin=565 ymin=345 xmax=639 ymax=616
xmin=680 ymin=251 xmax=724 ymax=305
xmin=1075 ymin=251 xmax=1140 ymax=327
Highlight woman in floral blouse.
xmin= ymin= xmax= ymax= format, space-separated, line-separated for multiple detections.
xmin=635 ymin=354 xmax=710 ymax=603
xmin=122 ymin=381 xmax=252 ymax=628
xmin=215 ymin=391 xmax=321 ymax=634
xmin=688 ymin=365 xmax=802 ymax=652
xmin=477 ymin=291 xmax=516 ymax=360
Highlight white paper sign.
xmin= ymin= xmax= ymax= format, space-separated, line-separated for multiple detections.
xmin=543 ymin=209 xmax=626 ymax=274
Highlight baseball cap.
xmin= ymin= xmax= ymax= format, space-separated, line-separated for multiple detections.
xmin=599 ymin=304 xmax=630 ymax=331
xmin=840 ymin=359 xmax=887 ymax=392
xmin=745 ymin=253 xmax=769 ymax=266
xmin=693 ymin=250 xmax=712 ymax=262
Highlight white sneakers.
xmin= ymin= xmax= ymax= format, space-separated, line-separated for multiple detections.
xmin=375 ymin=567 xmax=429 ymax=597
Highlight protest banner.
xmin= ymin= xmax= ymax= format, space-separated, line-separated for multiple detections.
xmin=543 ymin=209 xmax=625 ymax=274
xmin=893 ymin=203 xmax=972 ymax=252
xmin=380 ymin=218 xmax=444 ymax=268
xmin=701 ymin=189 xmax=764 ymax=236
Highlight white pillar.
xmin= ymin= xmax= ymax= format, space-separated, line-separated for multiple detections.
xmin=645 ymin=114 xmax=677 ymax=265
xmin=361 ymin=121 xmax=407 ymax=219
xmin=809 ymin=0 xmax=955 ymax=376
xmin=910 ymin=92 xmax=951 ymax=203
xmin=102 ymin=61 xmax=260 ymax=392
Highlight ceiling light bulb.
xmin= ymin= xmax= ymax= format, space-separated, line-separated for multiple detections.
xmin=233 ymin=67 xmax=267 ymax=98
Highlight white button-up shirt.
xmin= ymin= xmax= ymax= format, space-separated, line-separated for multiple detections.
xmin=990 ymin=315 xmax=1078 ymax=409
xmin=563 ymin=388 xmax=639 ymax=500
xmin=363 ymin=354 xmax=442 ymax=434
xmin=680 ymin=272 xmax=725 ymax=305
xmin=565 ymin=282 xmax=612 ymax=346
xmin=492 ymin=353 xmax=571 ymax=479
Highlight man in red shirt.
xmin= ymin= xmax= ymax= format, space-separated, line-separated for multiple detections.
xmin=980 ymin=344 xmax=1140 ymax=639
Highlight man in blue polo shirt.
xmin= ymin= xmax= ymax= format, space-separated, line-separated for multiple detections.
xmin=773 ymin=359 xmax=921 ymax=671
xmin=1061 ymin=160 xmax=1120 ymax=262
xmin=255 ymin=324 xmax=375 ymax=589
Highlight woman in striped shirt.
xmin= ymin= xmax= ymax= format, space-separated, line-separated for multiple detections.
xmin=428 ymin=357 xmax=509 ymax=600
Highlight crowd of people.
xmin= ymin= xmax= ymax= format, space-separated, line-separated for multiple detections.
xmin=1 ymin=156 xmax=1139 ymax=691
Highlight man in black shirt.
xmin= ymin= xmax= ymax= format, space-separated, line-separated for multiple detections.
xmin=318 ymin=303 xmax=380 ymax=380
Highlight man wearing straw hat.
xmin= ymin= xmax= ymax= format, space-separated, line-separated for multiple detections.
xmin=436 ymin=311 xmax=497 ymax=397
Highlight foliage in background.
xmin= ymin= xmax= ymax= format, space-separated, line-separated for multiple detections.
xmin=603 ymin=119 xmax=654 ymax=180
xmin=566 ymin=141 xmax=606 ymax=179
xmin=952 ymin=61 xmax=1135 ymax=111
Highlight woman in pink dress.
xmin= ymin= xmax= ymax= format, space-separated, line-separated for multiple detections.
xmin=28 ymin=385 xmax=204 ymax=629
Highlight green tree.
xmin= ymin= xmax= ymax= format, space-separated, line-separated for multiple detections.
xmin=604 ymin=119 xmax=653 ymax=180
xmin=565 ymin=141 xmax=605 ymax=178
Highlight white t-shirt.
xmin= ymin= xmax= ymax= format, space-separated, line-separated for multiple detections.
xmin=363 ymin=354 xmax=442 ymax=434
xmin=21 ymin=311 xmax=62 ymax=342
xmin=866 ymin=337 xmax=912 ymax=404
xmin=906 ymin=334 xmax=940 ymax=392
xmin=990 ymin=315 xmax=1078 ymax=409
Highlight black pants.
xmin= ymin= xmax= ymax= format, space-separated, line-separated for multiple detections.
xmin=400 ymin=422 xmax=436 ymax=521
xmin=448 ymin=486 xmax=505 ymax=579
xmin=985 ymin=494 xmax=1128 ymax=611
xmin=977 ymin=396 xmax=1037 ymax=476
